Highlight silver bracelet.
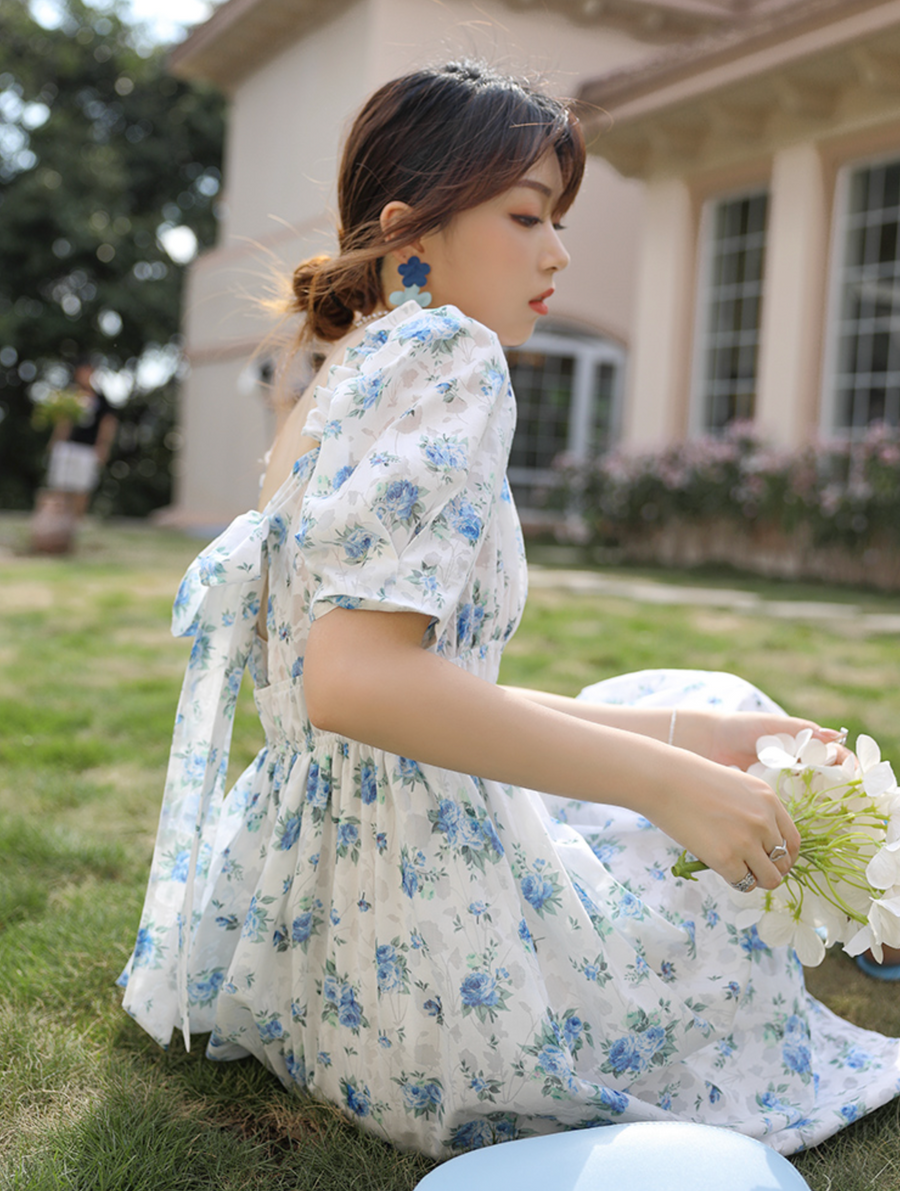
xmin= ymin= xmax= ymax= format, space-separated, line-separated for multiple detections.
xmin=667 ymin=709 xmax=678 ymax=747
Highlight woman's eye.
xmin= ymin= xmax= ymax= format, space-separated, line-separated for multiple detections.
xmin=553 ymin=222 xmax=566 ymax=232
xmin=513 ymin=215 xmax=540 ymax=228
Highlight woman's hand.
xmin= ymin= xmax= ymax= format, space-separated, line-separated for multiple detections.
xmin=681 ymin=709 xmax=850 ymax=772
xmin=643 ymin=753 xmax=801 ymax=892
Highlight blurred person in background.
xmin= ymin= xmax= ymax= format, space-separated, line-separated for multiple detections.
xmin=46 ymin=355 xmax=118 ymax=519
xmin=31 ymin=355 xmax=118 ymax=553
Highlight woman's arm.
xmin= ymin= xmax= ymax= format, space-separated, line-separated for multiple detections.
xmin=94 ymin=412 xmax=118 ymax=467
xmin=501 ymin=685 xmax=846 ymax=771
xmin=49 ymin=417 xmax=72 ymax=447
xmin=304 ymin=607 xmax=800 ymax=890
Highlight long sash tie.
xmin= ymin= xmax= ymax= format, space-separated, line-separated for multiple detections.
xmin=119 ymin=510 xmax=269 ymax=1049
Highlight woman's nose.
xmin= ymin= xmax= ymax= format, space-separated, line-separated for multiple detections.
xmin=545 ymin=225 xmax=570 ymax=273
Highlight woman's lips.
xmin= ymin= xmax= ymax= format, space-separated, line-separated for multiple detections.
xmin=529 ymin=290 xmax=554 ymax=316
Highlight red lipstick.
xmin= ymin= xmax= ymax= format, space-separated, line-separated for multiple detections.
xmin=529 ymin=288 xmax=554 ymax=316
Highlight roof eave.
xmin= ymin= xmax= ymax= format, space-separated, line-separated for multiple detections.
xmin=577 ymin=0 xmax=900 ymax=175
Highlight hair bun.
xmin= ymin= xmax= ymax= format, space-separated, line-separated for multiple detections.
xmin=290 ymin=253 xmax=357 ymax=342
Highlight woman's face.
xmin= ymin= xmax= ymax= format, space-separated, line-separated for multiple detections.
xmin=411 ymin=150 xmax=571 ymax=346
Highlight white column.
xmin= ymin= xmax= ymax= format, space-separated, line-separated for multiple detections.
xmin=623 ymin=176 xmax=696 ymax=448
xmin=755 ymin=143 xmax=829 ymax=447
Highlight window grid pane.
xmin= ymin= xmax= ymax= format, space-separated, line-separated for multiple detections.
xmin=701 ymin=191 xmax=769 ymax=431
xmin=835 ymin=159 xmax=900 ymax=431
xmin=506 ymin=350 xmax=574 ymax=473
xmin=593 ymin=361 xmax=616 ymax=452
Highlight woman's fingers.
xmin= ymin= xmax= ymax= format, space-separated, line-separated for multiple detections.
xmin=700 ymin=776 xmax=801 ymax=892
xmin=731 ymin=814 xmax=799 ymax=893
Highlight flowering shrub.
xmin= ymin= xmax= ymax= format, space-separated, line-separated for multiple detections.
xmin=549 ymin=422 xmax=900 ymax=551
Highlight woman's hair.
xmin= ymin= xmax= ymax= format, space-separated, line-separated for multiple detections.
xmin=291 ymin=61 xmax=586 ymax=343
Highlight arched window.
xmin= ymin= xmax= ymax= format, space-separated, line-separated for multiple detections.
xmin=505 ymin=325 xmax=625 ymax=510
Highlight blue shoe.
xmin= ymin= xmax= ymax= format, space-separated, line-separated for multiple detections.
xmin=855 ymin=953 xmax=900 ymax=981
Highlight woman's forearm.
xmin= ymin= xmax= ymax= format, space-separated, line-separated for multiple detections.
xmin=500 ymin=685 xmax=677 ymax=743
xmin=303 ymin=608 xmax=799 ymax=888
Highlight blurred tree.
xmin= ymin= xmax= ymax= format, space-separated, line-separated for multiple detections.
xmin=0 ymin=0 xmax=224 ymax=513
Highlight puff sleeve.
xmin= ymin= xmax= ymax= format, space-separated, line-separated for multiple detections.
xmin=296 ymin=307 xmax=515 ymax=645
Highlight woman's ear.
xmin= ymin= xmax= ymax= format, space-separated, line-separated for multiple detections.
xmin=379 ymin=201 xmax=424 ymax=259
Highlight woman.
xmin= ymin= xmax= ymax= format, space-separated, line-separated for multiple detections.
xmin=46 ymin=357 xmax=118 ymax=518
xmin=120 ymin=61 xmax=900 ymax=1158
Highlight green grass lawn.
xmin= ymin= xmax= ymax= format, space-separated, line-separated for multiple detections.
xmin=2 ymin=514 xmax=900 ymax=1190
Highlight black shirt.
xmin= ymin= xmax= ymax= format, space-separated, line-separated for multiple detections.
xmin=68 ymin=387 xmax=114 ymax=447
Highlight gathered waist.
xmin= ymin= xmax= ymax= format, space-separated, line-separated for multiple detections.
xmin=253 ymin=677 xmax=314 ymax=754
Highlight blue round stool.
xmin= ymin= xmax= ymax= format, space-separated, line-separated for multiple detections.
xmin=414 ymin=1122 xmax=811 ymax=1190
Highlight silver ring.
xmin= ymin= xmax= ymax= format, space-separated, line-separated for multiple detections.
xmin=731 ymin=871 xmax=757 ymax=893
xmin=768 ymin=839 xmax=789 ymax=862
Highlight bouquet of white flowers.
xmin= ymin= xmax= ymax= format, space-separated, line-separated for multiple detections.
xmin=672 ymin=730 xmax=900 ymax=966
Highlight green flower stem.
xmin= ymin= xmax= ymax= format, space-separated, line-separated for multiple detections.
xmin=671 ymin=853 xmax=708 ymax=881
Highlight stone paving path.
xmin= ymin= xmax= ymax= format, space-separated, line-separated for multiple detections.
xmin=527 ymin=565 xmax=900 ymax=635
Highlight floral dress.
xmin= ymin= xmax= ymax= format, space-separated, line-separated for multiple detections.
xmin=120 ymin=302 xmax=900 ymax=1159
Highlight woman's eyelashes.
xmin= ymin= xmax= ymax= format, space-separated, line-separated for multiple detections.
xmin=511 ymin=214 xmax=567 ymax=231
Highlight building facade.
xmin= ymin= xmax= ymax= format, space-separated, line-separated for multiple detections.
xmin=167 ymin=0 xmax=900 ymax=527
xmin=166 ymin=0 xmax=726 ymax=526
xmin=579 ymin=0 xmax=900 ymax=451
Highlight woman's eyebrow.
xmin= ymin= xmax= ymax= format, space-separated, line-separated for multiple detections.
xmin=514 ymin=179 xmax=553 ymax=198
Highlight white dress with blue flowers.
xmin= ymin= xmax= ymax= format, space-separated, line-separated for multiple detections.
xmin=120 ymin=302 xmax=900 ymax=1159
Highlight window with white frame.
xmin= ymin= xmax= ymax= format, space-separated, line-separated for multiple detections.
xmin=505 ymin=328 xmax=624 ymax=510
xmin=831 ymin=157 xmax=900 ymax=432
xmin=696 ymin=191 xmax=769 ymax=431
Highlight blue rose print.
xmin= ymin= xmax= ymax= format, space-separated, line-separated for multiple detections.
xmin=358 ymin=760 xmax=378 ymax=805
xmin=400 ymin=854 xmax=419 ymax=898
xmin=444 ymin=494 xmax=483 ymax=544
xmin=377 ymin=480 xmax=420 ymax=523
xmin=782 ymin=1014 xmax=812 ymax=1078
xmin=460 ymin=972 xmax=498 ymax=1009
xmin=332 ymin=465 xmax=356 ymax=491
xmin=343 ymin=1080 xmax=371 ymax=1118
xmin=342 ymin=527 xmax=376 ymax=561
xmin=521 ymin=873 xmax=554 ymax=912
xmin=336 ymin=822 xmax=359 ymax=851
xmin=450 ymin=1119 xmax=494 ymax=1151
xmin=292 ymin=913 xmax=313 ymax=945
xmin=132 ymin=926 xmax=158 ymax=968
xmin=599 ymin=1087 xmax=629 ymax=1114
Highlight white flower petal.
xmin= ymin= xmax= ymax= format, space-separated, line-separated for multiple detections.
xmin=866 ymin=841 xmax=900 ymax=890
xmin=870 ymin=897 xmax=900 ymax=948
xmin=863 ymin=760 xmax=898 ymax=800
xmin=756 ymin=733 xmax=811 ymax=769
xmin=843 ymin=923 xmax=874 ymax=957
xmin=758 ymin=744 xmax=801 ymax=770
xmin=798 ymin=737 xmax=830 ymax=767
xmin=793 ymin=925 xmax=827 ymax=967
xmin=856 ymin=734 xmax=881 ymax=771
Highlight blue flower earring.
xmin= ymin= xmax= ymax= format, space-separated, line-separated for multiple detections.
xmin=389 ymin=256 xmax=432 ymax=308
